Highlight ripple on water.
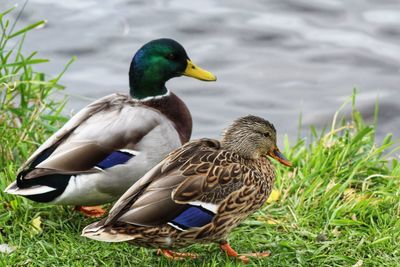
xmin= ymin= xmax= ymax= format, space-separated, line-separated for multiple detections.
xmin=1 ymin=0 xmax=399 ymax=143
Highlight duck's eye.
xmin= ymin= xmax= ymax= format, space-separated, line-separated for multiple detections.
xmin=166 ymin=53 xmax=176 ymax=60
xmin=263 ymin=132 xmax=270 ymax=138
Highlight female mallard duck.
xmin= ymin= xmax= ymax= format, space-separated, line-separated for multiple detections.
xmin=4 ymin=38 xmax=216 ymax=217
xmin=82 ymin=115 xmax=292 ymax=263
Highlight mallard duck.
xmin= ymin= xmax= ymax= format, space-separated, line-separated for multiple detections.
xmin=4 ymin=38 xmax=216 ymax=217
xmin=82 ymin=115 xmax=292 ymax=263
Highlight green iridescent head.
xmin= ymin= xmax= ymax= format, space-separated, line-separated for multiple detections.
xmin=129 ymin=38 xmax=216 ymax=100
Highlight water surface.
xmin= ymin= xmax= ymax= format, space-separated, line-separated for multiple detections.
xmin=3 ymin=0 xmax=400 ymax=145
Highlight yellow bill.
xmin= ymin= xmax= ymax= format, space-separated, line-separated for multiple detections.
xmin=183 ymin=60 xmax=217 ymax=81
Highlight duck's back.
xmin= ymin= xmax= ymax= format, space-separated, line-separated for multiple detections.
xmin=5 ymin=93 xmax=191 ymax=205
xmin=82 ymin=139 xmax=276 ymax=247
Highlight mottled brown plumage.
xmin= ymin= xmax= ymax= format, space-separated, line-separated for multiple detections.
xmin=82 ymin=115 xmax=292 ymax=263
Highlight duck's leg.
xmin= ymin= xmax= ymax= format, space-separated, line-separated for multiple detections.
xmin=157 ymin=249 xmax=198 ymax=260
xmin=75 ymin=206 xmax=106 ymax=217
xmin=219 ymin=241 xmax=270 ymax=264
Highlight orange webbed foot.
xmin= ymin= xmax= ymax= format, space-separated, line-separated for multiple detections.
xmin=75 ymin=205 xmax=106 ymax=217
xmin=157 ymin=249 xmax=198 ymax=260
xmin=220 ymin=242 xmax=270 ymax=264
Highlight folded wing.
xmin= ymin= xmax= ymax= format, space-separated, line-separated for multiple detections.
xmin=103 ymin=138 xmax=248 ymax=231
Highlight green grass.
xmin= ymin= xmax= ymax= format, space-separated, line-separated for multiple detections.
xmin=1 ymin=6 xmax=400 ymax=267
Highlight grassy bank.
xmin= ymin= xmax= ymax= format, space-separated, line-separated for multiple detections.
xmin=1 ymin=7 xmax=400 ymax=267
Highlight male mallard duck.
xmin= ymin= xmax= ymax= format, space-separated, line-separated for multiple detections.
xmin=5 ymin=38 xmax=216 ymax=217
xmin=82 ymin=115 xmax=292 ymax=263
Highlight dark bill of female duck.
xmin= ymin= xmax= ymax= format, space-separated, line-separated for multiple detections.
xmin=268 ymin=147 xmax=292 ymax=167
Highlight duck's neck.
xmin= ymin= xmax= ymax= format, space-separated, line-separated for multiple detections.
xmin=129 ymin=75 xmax=168 ymax=100
xmin=129 ymin=56 xmax=169 ymax=100
xmin=221 ymin=137 xmax=259 ymax=160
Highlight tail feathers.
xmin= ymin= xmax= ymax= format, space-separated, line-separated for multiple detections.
xmin=4 ymin=181 xmax=56 ymax=196
xmin=82 ymin=220 xmax=135 ymax=243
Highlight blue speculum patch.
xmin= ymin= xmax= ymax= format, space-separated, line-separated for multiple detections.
xmin=171 ymin=206 xmax=215 ymax=230
xmin=97 ymin=151 xmax=133 ymax=169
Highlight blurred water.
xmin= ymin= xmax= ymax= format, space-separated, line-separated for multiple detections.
xmin=2 ymin=0 xmax=400 ymax=145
